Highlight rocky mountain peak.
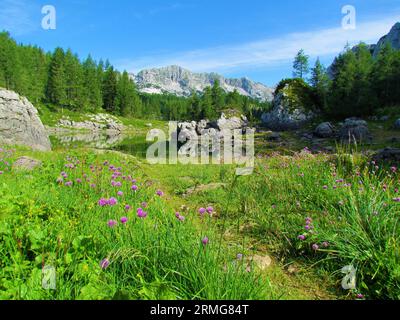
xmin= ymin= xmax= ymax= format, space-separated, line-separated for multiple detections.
xmin=373 ymin=22 xmax=400 ymax=56
xmin=132 ymin=65 xmax=274 ymax=102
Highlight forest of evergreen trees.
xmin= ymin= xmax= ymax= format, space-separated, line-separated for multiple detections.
xmin=1 ymin=31 xmax=399 ymax=122
xmin=296 ymin=43 xmax=400 ymax=118
xmin=0 ymin=32 xmax=269 ymax=121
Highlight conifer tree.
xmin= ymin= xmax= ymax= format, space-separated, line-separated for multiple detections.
xmin=83 ymin=55 xmax=103 ymax=112
xmin=310 ymin=58 xmax=330 ymax=111
xmin=47 ymin=47 xmax=67 ymax=106
xmin=102 ymin=65 xmax=118 ymax=113
xmin=293 ymin=49 xmax=309 ymax=79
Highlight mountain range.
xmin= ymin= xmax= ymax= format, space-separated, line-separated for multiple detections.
xmin=130 ymin=65 xmax=274 ymax=102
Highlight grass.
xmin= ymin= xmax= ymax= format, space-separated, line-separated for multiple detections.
xmin=142 ymin=147 xmax=400 ymax=300
xmin=1 ymin=133 xmax=399 ymax=300
xmin=0 ymin=147 xmax=272 ymax=300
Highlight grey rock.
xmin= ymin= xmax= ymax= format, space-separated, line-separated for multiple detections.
xmin=12 ymin=156 xmax=42 ymax=171
xmin=217 ymin=113 xmax=247 ymax=131
xmin=261 ymin=87 xmax=314 ymax=131
xmin=132 ymin=65 xmax=274 ymax=102
xmin=196 ymin=119 xmax=208 ymax=134
xmin=315 ymin=122 xmax=335 ymax=138
xmin=339 ymin=118 xmax=371 ymax=142
xmin=0 ymin=89 xmax=51 ymax=151
xmin=57 ymin=114 xmax=123 ymax=132
xmin=373 ymin=148 xmax=400 ymax=164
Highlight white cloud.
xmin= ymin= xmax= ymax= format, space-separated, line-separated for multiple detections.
xmin=0 ymin=0 xmax=37 ymax=35
xmin=120 ymin=15 xmax=400 ymax=75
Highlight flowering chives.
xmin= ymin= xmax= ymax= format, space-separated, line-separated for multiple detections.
xmin=100 ymin=258 xmax=110 ymax=270
xmin=108 ymin=220 xmax=117 ymax=228
xmin=202 ymin=237 xmax=209 ymax=246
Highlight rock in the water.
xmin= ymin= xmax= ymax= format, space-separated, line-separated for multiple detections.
xmin=314 ymin=122 xmax=335 ymax=138
xmin=12 ymin=156 xmax=42 ymax=171
xmin=0 ymin=89 xmax=51 ymax=151
xmin=394 ymin=119 xmax=400 ymax=130
xmin=339 ymin=118 xmax=371 ymax=142
xmin=373 ymin=148 xmax=400 ymax=164
xmin=261 ymin=81 xmax=315 ymax=131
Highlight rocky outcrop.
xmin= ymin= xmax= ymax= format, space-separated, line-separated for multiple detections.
xmin=132 ymin=65 xmax=274 ymax=102
xmin=261 ymin=83 xmax=315 ymax=131
xmin=314 ymin=122 xmax=335 ymax=138
xmin=177 ymin=113 xmax=252 ymax=158
xmin=339 ymin=118 xmax=371 ymax=142
xmin=0 ymin=89 xmax=51 ymax=151
xmin=56 ymin=114 xmax=123 ymax=132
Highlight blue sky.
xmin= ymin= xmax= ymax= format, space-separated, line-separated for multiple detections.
xmin=1 ymin=0 xmax=399 ymax=86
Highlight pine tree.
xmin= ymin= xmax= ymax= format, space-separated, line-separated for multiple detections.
xmin=211 ymin=79 xmax=225 ymax=114
xmin=0 ymin=32 xmax=21 ymax=90
xmin=63 ymin=49 xmax=85 ymax=110
xmin=83 ymin=55 xmax=103 ymax=112
xmin=189 ymin=92 xmax=201 ymax=120
xmin=353 ymin=43 xmax=375 ymax=115
xmin=116 ymin=71 xmax=142 ymax=116
xmin=102 ymin=66 xmax=118 ymax=113
xmin=47 ymin=47 xmax=67 ymax=106
xmin=293 ymin=49 xmax=310 ymax=79
xmin=201 ymin=87 xmax=214 ymax=119
xmin=310 ymin=58 xmax=330 ymax=111
xmin=226 ymin=89 xmax=242 ymax=110
xmin=371 ymin=42 xmax=394 ymax=106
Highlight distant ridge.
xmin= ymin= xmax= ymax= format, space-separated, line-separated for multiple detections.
xmin=130 ymin=65 xmax=274 ymax=102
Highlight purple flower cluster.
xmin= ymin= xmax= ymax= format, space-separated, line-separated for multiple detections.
xmin=137 ymin=207 xmax=148 ymax=218
xmin=199 ymin=206 xmax=214 ymax=216
xmin=175 ymin=212 xmax=185 ymax=221
xmin=98 ymin=197 xmax=118 ymax=207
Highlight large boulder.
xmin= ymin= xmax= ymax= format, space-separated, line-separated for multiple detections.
xmin=339 ymin=118 xmax=371 ymax=142
xmin=373 ymin=148 xmax=400 ymax=164
xmin=314 ymin=122 xmax=335 ymax=138
xmin=216 ymin=113 xmax=248 ymax=131
xmin=261 ymin=79 xmax=316 ymax=131
xmin=0 ymin=89 xmax=51 ymax=151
